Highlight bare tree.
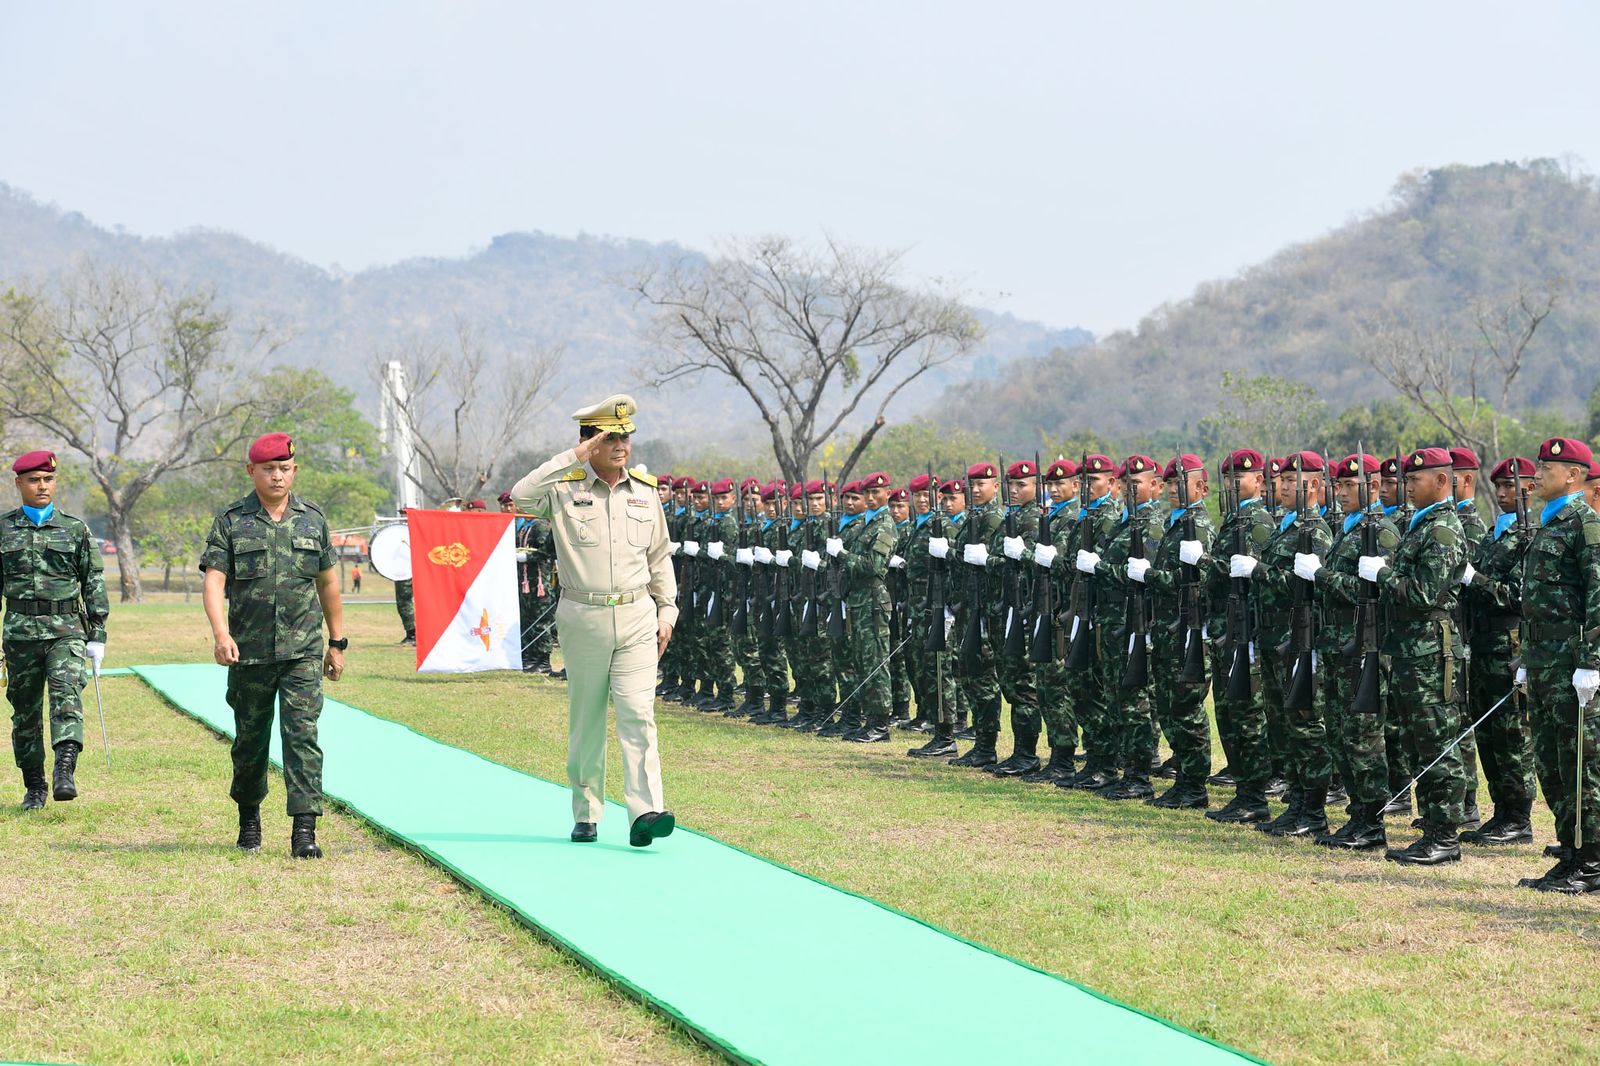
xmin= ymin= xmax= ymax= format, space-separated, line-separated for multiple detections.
xmin=632 ymin=236 xmax=982 ymax=483
xmin=0 ymin=268 xmax=289 ymax=602
xmin=379 ymin=320 xmax=557 ymax=502
xmin=1355 ymin=281 xmax=1560 ymax=466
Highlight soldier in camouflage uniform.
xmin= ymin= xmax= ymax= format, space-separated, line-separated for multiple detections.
xmin=1201 ymin=449 xmax=1277 ymax=824
xmin=1079 ymin=455 xmax=1163 ymax=800
xmin=1515 ymin=437 xmax=1600 ymax=893
xmin=3 ymin=450 xmax=109 ymax=810
xmin=1378 ymin=454 xmax=1417 ymax=816
xmin=816 ymin=481 xmax=866 ymax=738
xmin=909 ymin=476 xmax=972 ymax=755
xmin=506 ymin=493 xmax=559 ymax=674
xmin=1023 ymin=459 xmax=1082 ymax=784
xmin=695 ymin=479 xmax=740 ymax=713
xmin=200 ymin=432 xmax=344 ymax=859
xmin=1458 ymin=457 xmax=1539 ymax=847
xmin=1362 ymin=447 xmax=1469 ymax=866
xmin=946 ymin=463 xmax=1005 ymax=768
xmin=1057 ymin=455 xmax=1123 ymax=790
xmin=1301 ymin=453 xmax=1399 ymax=849
xmin=887 ymin=488 xmax=915 ymax=727
xmin=679 ymin=480 xmax=717 ymax=708
xmin=743 ymin=482 xmax=787 ymax=725
xmin=1449 ymin=448 xmax=1488 ymax=827
xmin=1137 ymin=454 xmax=1216 ymax=808
xmin=729 ymin=478 xmax=766 ymax=717
xmin=655 ymin=477 xmax=688 ymax=699
xmin=832 ymin=471 xmax=898 ymax=742
xmin=988 ymin=459 xmax=1043 ymax=776
xmin=394 ymin=578 xmax=416 ymax=645
xmin=784 ymin=481 xmax=834 ymax=733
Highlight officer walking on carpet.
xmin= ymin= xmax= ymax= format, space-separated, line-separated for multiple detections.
xmin=512 ymin=394 xmax=679 ymax=848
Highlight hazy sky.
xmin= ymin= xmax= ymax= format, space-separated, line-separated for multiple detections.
xmin=3 ymin=1 xmax=1598 ymax=334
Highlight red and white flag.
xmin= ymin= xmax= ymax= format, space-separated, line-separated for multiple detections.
xmin=407 ymin=508 xmax=523 ymax=673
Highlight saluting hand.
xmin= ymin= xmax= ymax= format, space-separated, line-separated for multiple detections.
xmin=573 ymin=433 xmax=605 ymax=466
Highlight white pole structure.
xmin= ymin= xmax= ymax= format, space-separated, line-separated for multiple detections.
xmin=381 ymin=360 xmax=422 ymax=512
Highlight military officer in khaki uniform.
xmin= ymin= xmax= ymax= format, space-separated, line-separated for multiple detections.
xmin=511 ymin=394 xmax=679 ymax=848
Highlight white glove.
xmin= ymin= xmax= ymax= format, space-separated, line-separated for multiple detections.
xmin=825 ymin=537 xmax=844 ymax=557
xmin=1033 ymin=544 xmax=1058 ymax=569
xmin=801 ymin=549 xmax=821 ymax=570
xmin=515 ymin=548 xmax=532 ymax=560
xmin=753 ymin=546 xmax=774 ymax=564
xmin=1459 ymin=562 xmax=1477 ymax=587
xmin=706 ymin=541 xmax=725 ymax=560
xmin=1574 ymin=668 xmax=1599 ymax=706
xmin=773 ymin=549 xmax=791 ymax=567
xmin=1357 ymin=555 xmax=1388 ymax=583
xmin=1228 ymin=555 xmax=1257 ymax=579
xmin=669 ymin=541 xmax=681 ymax=556
xmin=684 ymin=540 xmax=701 ymax=557
xmin=1075 ymin=549 xmax=1101 ymax=574
xmin=1002 ymin=536 xmax=1025 ymax=561
xmin=1292 ymin=552 xmax=1322 ymax=582
xmin=962 ymin=543 xmax=988 ymax=566
xmin=86 ymin=641 xmax=105 ymax=674
xmin=928 ymin=537 xmax=950 ymax=559
xmin=888 ymin=554 xmax=906 ymax=569
xmin=1179 ymin=540 xmax=1205 ymax=565
xmin=1515 ymin=665 xmax=1527 ymax=688
xmin=735 ymin=547 xmax=754 ymax=565
xmin=1126 ymin=558 xmax=1151 ymax=583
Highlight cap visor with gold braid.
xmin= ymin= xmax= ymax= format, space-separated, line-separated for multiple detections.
xmin=573 ymin=393 xmax=638 ymax=434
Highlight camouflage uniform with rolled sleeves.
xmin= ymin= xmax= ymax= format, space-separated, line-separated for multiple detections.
xmin=1519 ymin=494 xmax=1600 ymax=859
xmin=1142 ymin=501 xmax=1218 ymax=791
xmin=986 ymin=500 xmax=1040 ymax=753
xmin=888 ymin=518 xmax=914 ymax=719
xmin=1205 ymin=497 xmax=1277 ymax=807
xmin=2 ymin=507 xmax=109 ymax=774
xmin=842 ymin=506 xmax=898 ymax=731
xmin=1461 ymin=511 xmax=1536 ymax=817
xmin=199 ymin=493 xmax=335 ymax=816
xmin=1374 ymin=499 xmax=1469 ymax=834
xmin=1091 ymin=499 xmax=1165 ymax=786
xmin=953 ymin=498 xmax=1004 ymax=740
xmin=1315 ymin=506 xmax=1400 ymax=812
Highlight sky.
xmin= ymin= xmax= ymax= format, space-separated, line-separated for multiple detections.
xmin=3 ymin=1 xmax=1598 ymax=335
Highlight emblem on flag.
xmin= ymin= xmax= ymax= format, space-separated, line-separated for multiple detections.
xmin=428 ymin=542 xmax=471 ymax=568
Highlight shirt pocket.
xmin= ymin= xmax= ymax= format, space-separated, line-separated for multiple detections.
xmin=0 ymin=531 xmax=31 ymax=577
xmin=561 ymin=503 xmax=600 ymax=548
xmin=232 ymin=536 xmax=271 ymax=581
xmin=626 ymin=511 xmax=653 ymax=548
xmin=292 ymin=535 xmax=324 ymax=576
xmin=39 ymin=536 xmax=80 ymax=595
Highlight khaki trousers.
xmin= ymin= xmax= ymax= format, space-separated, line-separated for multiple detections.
xmin=557 ymin=595 xmax=665 ymax=823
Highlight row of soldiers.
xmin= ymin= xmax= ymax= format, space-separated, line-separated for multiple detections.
xmin=651 ymin=439 xmax=1600 ymax=894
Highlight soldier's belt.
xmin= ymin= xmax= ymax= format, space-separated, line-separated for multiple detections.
xmin=1390 ymin=607 xmax=1451 ymax=623
xmin=1324 ymin=608 xmax=1356 ymax=626
xmin=5 ymin=597 xmax=81 ymax=616
xmin=1258 ymin=610 xmax=1291 ymax=627
xmin=1525 ymin=621 xmax=1576 ymax=643
xmin=561 ymin=586 xmax=648 ymax=607
xmin=1472 ymin=614 xmax=1520 ymax=634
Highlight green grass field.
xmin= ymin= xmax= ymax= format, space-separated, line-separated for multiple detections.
xmin=3 ymin=601 xmax=1597 ymax=1065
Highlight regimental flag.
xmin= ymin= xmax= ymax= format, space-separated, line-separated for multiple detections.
xmin=407 ymin=508 xmax=523 ymax=673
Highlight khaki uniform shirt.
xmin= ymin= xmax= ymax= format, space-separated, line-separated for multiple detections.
xmin=512 ymin=450 xmax=678 ymax=628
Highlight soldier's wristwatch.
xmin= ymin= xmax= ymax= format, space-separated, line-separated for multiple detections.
xmin=328 ymin=637 xmax=349 ymax=651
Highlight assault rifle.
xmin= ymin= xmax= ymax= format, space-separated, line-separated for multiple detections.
xmin=1283 ymin=464 xmax=1316 ymax=712
xmin=959 ymin=471 xmax=985 ymax=673
xmin=773 ymin=481 xmax=793 ymax=639
xmin=1224 ymin=463 xmax=1255 ymax=702
xmin=1001 ymin=455 xmax=1028 ymax=658
xmin=1065 ymin=453 xmax=1097 ymax=672
xmin=1175 ymin=458 xmax=1207 ymax=682
xmin=1028 ymin=453 xmax=1056 ymax=663
xmin=1350 ymin=444 xmax=1383 ymax=714
xmin=826 ymin=476 xmax=846 ymax=641
xmin=1122 ymin=462 xmax=1150 ymax=690
xmin=731 ymin=483 xmax=750 ymax=637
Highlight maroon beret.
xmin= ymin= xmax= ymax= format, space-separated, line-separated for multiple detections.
xmin=861 ymin=470 xmax=892 ymax=490
xmin=11 ymin=450 xmax=57 ymax=475
xmin=707 ymin=477 xmax=734 ymax=495
xmin=1110 ymin=462 xmax=1126 ymax=478
xmin=1589 ymin=461 xmax=1600 ymax=482
xmin=692 ymin=480 xmax=709 ymax=492
xmin=1045 ymin=458 xmax=1079 ymax=480
xmin=1449 ymin=447 xmax=1480 ymax=471
xmin=657 ymin=471 xmax=673 ymax=483
xmin=803 ymin=479 xmax=826 ymax=495
xmin=1005 ymin=459 xmax=1037 ymax=479
xmin=842 ymin=480 xmax=864 ymax=496
xmin=759 ymin=482 xmax=779 ymax=501
xmin=1123 ymin=454 xmax=1157 ymax=475
xmin=1283 ymin=451 xmax=1325 ymax=473
xmin=1081 ymin=454 xmax=1114 ymax=475
xmin=1489 ymin=457 xmax=1535 ymax=481
xmin=908 ymin=473 xmax=934 ymax=493
xmin=467 ymin=499 xmax=486 ymax=510
xmin=1379 ymin=456 xmax=1403 ymax=478
xmin=740 ymin=476 xmax=762 ymax=495
xmin=497 ymin=491 xmax=513 ymax=504
xmin=966 ymin=461 xmax=998 ymax=480
xmin=1539 ymin=437 xmax=1594 ymax=466
xmin=1405 ymin=447 xmax=1453 ymax=471
xmin=887 ymin=487 xmax=909 ymax=502
xmin=1336 ymin=454 xmax=1380 ymax=478
xmin=247 ymin=432 xmax=294 ymax=464
xmin=939 ymin=476 xmax=964 ymax=495
xmin=1222 ymin=449 xmax=1264 ymax=473
xmin=1162 ymin=454 xmax=1204 ymax=479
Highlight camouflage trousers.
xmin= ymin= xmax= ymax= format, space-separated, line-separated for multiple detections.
xmin=831 ymin=619 xmax=858 ymax=726
xmin=1034 ymin=660 xmax=1077 ymax=754
xmin=1210 ymin=638 xmax=1271 ymax=801
xmin=394 ymin=579 xmax=416 ymax=639
xmin=1257 ymin=629 xmax=1292 ymax=780
xmin=1469 ymin=642 xmax=1535 ymax=809
xmin=1389 ymin=650 xmax=1467 ymax=832
xmin=909 ymin=605 xmax=966 ymax=726
xmin=699 ymin=618 xmax=737 ymax=694
xmin=1526 ymin=657 xmax=1600 ymax=849
xmin=1096 ymin=631 xmax=1156 ymax=778
xmin=987 ymin=606 xmax=1038 ymax=748
xmin=1260 ymin=644 xmax=1332 ymax=794
xmin=757 ymin=628 xmax=790 ymax=696
xmin=953 ymin=604 xmax=1002 ymax=736
xmin=1384 ymin=657 xmax=1415 ymax=793
xmin=1320 ymin=644 xmax=1389 ymax=808
xmin=226 ymin=657 xmax=324 ymax=816
xmin=790 ymin=626 xmax=835 ymax=717
xmin=1151 ymin=628 xmax=1213 ymax=788
xmin=519 ymin=590 xmax=557 ymax=664
xmin=847 ymin=593 xmax=894 ymax=729
xmin=6 ymin=638 xmax=87 ymax=771
xmin=1061 ymin=644 xmax=1109 ymax=760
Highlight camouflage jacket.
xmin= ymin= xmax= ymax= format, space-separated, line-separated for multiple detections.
xmin=200 ymin=492 xmax=334 ymax=665
xmin=985 ymin=502 xmax=1039 ymax=611
xmin=1092 ymin=500 xmax=1164 ymax=626
xmin=1519 ymin=494 xmax=1600 ymax=671
xmin=840 ymin=507 xmax=894 ymax=606
xmin=1462 ymin=511 xmax=1526 ymax=656
xmin=1204 ymin=498 xmax=1275 ymax=639
xmin=0 ymin=507 xmax=109 ymax=644
xmin=1315 ymin=506 xmax=1400 ymax=655
xmin=1456 ymin=499 xmax=1487 ymax=551
xmin=952 ymin=498 xmax=1002 ymax=610
xmin=515 ymin=516 xmax=556 ymax=594
xmin=1253 ymin=507 xmax=1332 ymax=646
xmin=1374 ymin=498 xmax=1467 ymax=660
xmin=1143 ymin=501 xmax=1217 ymax=628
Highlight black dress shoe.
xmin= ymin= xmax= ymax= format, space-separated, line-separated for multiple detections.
xmin=1385 ymin=831 xmax=1460 ymax=866
xmin=52 ymin=741 xmax=80 ymax=801
xmin=846 ymin=726 xmax=891 ymax=743
xmin=236 ymin=804 xmax=262 ymax=851
xmin=571 ymin=821 xmax=598 ymax=843
xmin=291 ymin=813 xmax=323 ymax=859
xmin=630 ymin=810 xmax=676 ymax=848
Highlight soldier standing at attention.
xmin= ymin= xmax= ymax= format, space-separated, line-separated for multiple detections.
xmin=4 ymin=450 xmax=109 ymax=810
xmin=1378 ymin=453 xmax=1416 ymax=815
xmin=990 ymin=459 xmax=1043 ymax=777
xmin=1514 ymin=437 xmax=1600 ymax=893
xmin=504 ymin=492 xmax=552 ymax=674
xmin=1023 ymin=458 xmax=1082 ymax=784
xmin=832 ymin=471 xmax=897 ymax=742
xmin=200 ymin=433 xmax=344 ymax=858
xmin=393 ymin=577 xmax=416 ymax=646
xmin=945 ymin=462 xmax=1005 ymax=768
xmin=887 ymin=486 xmax=915 ymax=727
xmin=512 ymin=394 xmax=678 ymax=848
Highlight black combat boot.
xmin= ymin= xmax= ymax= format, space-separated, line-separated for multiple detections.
xmin=1277 ymin=785 xmax=1328 ymax=838
xmin=1385 ymin=827 xmax=1460 ymax=866
xmin=1381 ymin=787 xmax=1412 ymax=818
xmin=898 ymin=713 xmax=929 ymax=733
xmin=907 ymin=721 xmax=958 ymax=758
xmin=236 ymin=804 xmax=262 ymax=851
xmin=1206 ymin=784 xmax=1271 ymax=824
xmin=20 ymin=766 xmax=47 ymax=811
xmin=817 ymin=712 xmax=854 ymax=739
xmin=948 ymin=732 xmax=998 ymax=768
xmin=291 ymin=813 xmax=323 ymax=859
xmin=1206 ymin=764 xmax=1236 ymax=787
xmin=988 ymin=731 xmax=1041 ymax=777
xmin=776 ymin=701 xmax=811 ymax=729
xmin=1149 ymin=780 xmax=1209 ymax=810
xmin=1152 ymin=755 xmax=1178 ymax=780
xmin=953 ymin=712 xmax=975 ymax=741
xmin=1461 ymin=788 xmax=1482 ymax=831
xmin=1260 ymin=787 xmax=1305 ymax=835
xmin=729 ymin=684 xmax=762 ymax=718
xmin=1320 ymin=803 xmax=1387 ymax=851
xmin=1064 ymin=754 xmax=1117 ymax=791
xmin=1021 ymin=746 xmax=1076 ymax=784
xmin=1105 ymin=771 xmax=1156 ymax=801
xmin=1264 ymin=776 xmax=1289 ymax=800
xmin=52 ymin=741 xmax=81 ymax=802
xmin=756 ymin=688 xmax=789 ymax=725
xmin=890 ymin=702 xmax=912 ymax=725
xmin=1463 ymin=800 xmax=1534 ymax=846
xmin=846 ymin=722 xmax=892 ymax=743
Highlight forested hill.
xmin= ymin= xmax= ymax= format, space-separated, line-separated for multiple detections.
xmin=947 ymin=160 xmax=1600 ymax=451
xmin=0 ymin=186 xmax=1088 ymax=448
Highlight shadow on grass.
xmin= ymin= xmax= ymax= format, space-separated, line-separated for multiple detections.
xmin=49 ymin=840 xmax=239 ymax=855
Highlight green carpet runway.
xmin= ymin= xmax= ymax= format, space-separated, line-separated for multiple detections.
xmin=132 ymin=663 xmax=1261 ymax=1066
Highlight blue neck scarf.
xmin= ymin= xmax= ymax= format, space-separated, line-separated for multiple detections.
xmin=790 ymin=517 xmax=803 ymax=532
xmin=1409 ymin=496 xmax=1454 ymax=533
xmin=915 ymin=511 xmax=933 ymax=530
xmin=1493 ymin=511 xmax=1516 ymax=541
xmin=862 ymin=505 xmax=887 ymax=524
xmin=839 ymin=512 xmax=860 ymax=530
xmin=1382 ymin=503 xmax=1397 ymax=517
xmin=1235 ymin=496 xmax=1261 ymax=512
xmin=762 ymin=518 xmax=774 ymax=532
xmin=1050 ymin=499 xmax=1074 ymax=519
xmin=1456 ymin=499 xmax=1476 ymax=511
xmin=22 ymin=502 xmax=54 ymax=526
xmin=1541 ymin=492 xmax=1584 ymax=526
xmin=1166 ymin=505 xmax=1191 ymax=528
xmin=1342 ymin=505 xmax=1379 ymax=536
xmin=1120 ymin=500 xmax=1154 ymax=524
